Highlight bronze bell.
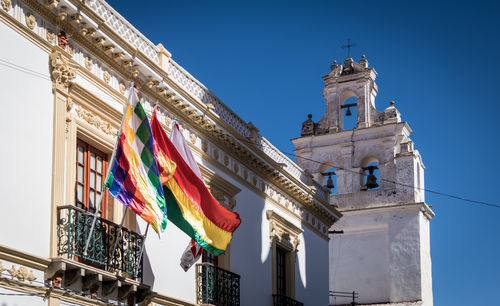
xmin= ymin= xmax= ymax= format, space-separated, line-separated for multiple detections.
xmin=364 ymin=166 xmax=379 ymax=189
xmin=326 ymin=175 xmax=335 ymax=189
xmin=345 ymin=107 xmax=352 ymax=116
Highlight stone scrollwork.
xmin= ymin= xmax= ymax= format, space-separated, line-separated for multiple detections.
xmin=266 ymin=210 xmax=303 ymax=252
xmin=66 ymin=44 xmax=74 ymax=56
xmin=46 ymin=29 xmax=56 ymax=43
xmin=103 ymin=70 xmax=111 ymax=84
xmin=76 ymin=106 xmax=117 ymax=137
xmin=3 ymin=263 xmax=37 ymax=284
xmin=49 ymin=50 xmax=76 ymax=89
xmin=1 ymin=0 xmax=11 ymax=11
xmin=84 ymin=56 xmax=93 ymax=71
xmin=25 ymin=14 xmax=36 ymax=30
xmin=119 ymin=82 xmax=126 ymax=94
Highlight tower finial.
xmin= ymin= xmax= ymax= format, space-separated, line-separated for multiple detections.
xmin=341 ymin=39 xmax=357 ymax=58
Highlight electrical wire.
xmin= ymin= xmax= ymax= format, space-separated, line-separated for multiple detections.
xmin=1 ymin=57 xmax=497 ymax=209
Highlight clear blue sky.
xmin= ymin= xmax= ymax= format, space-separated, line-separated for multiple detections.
xmin=107 ymin=1 xmax=500 ymax=304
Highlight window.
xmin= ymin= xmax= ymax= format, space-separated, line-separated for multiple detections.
xmin=267 ymin=210 xmax=303 ymax=300
xmin=76 ymin=139 xmax=108 ymax=217
xmin=276 ymin=246 xmax=287 ymax=296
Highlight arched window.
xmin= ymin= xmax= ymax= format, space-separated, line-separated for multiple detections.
xmin=341 ymin=96 xmax=357 ymax=130
xmin=361 ymin=158 xmax=380 ymax=191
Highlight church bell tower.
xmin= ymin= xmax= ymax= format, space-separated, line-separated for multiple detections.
xmin=292 ymin=56 xmax=434 ymax=306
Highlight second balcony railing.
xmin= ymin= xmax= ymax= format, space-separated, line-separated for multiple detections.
xmin=56 ymin=205 xmax=144 ymax=279
xmin=196 ymin=263 xmax=240 ymax=306
xmin=273 ymin=294 xmax=304 ymax=306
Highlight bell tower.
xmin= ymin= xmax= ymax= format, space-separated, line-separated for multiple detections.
xmin=292 ymin=56 xmax=434 ymax=306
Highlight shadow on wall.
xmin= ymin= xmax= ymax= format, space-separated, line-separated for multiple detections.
xmin=138 ymin=220 xmax=155 ymax=288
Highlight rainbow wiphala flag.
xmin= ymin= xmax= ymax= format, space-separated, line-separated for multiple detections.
xmin=105 ymin=90 xmax=167 ymax=234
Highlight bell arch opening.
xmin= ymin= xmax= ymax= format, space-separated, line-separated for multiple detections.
xmin=360 ymin=157 xmax=380 ymax=191
xmin=340 ymin=91 xmax=358 ymax=130
xmin=319 ymin=163 xmax=337 ymax=195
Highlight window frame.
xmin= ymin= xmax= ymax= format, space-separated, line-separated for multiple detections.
xmin=75 ymin=139 xmax=108 ymax=218
xmin=267 ymin=210 xmax=303 ymax=299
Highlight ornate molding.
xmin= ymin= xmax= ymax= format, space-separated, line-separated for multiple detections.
xmin=49 ymin=49 xmax=76 ymax=89
xmin=76 ymin=106 xmax=117 ymax=137
xmin=266 ymin=210 xmax=303 ymax=252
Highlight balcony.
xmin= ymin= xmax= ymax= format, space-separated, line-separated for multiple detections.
xmin=196 ymin=263 xmax=240 ymax=306
xmin=273 ymin=294 xmax=304 ymax=306
xmin=56 ymin=205 xmax=144 ymax=279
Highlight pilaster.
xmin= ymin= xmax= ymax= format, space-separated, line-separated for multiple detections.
xmin=49 ymin=46 xmax=76 ymax=258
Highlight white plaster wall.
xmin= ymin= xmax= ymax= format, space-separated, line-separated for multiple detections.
xmin=139 ymin=216 xmax=198 ymax=303
xmin=330 ymin=207 xmax=424 ymax=305
xmin=419 ymin=213 xmax=433 ymax=306
xmin=0 ymin=21 xmax=52 ymax=257
xmin=295 ymin=226 xmax=329 ymax=306
xmin=230 ymin=187 xmax=272 ymax=306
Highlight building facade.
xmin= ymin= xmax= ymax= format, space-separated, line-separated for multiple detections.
xmin=292 ymin=57 xmax=434 ymax=306
xmin=0 ymin=0 xmax=341 ymax=305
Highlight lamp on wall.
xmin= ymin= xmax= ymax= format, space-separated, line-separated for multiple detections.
xmin=321 ymin=171 xmax=336 ymax=189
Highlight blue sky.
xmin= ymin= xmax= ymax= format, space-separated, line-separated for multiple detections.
xmin=107 ymin=0 xmax=500 ymax=304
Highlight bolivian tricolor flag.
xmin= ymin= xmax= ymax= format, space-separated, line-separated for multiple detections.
xmin=151 ymin=112 xmax=241 ymax=255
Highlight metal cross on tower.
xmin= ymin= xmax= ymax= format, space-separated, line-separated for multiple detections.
xmin=341 ymin=39 xmax=357 ymax=58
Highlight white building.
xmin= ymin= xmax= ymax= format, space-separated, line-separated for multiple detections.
xmin=0 ymin=0 xmax=341 ymax=305
xmin=292 ymin=57 xmax=434 ymax=306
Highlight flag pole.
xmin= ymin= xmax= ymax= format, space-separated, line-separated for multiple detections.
xmin=135 ymin=224 xmax=149 ymax=278
xmin=83 ymin=83 xmax=136 ymax=256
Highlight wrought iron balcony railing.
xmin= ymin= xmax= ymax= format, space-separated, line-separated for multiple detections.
xmin=56 ymin=205 xmax=144 ymax=279
xmin=273 ymin=294 xmax=304 ymax=306
xmin=196 ymin=263 xmax=240 ymax=306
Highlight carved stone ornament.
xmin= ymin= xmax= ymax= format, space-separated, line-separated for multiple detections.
xmin=119 ymin=82 xmax=126 ymax=94
xmin=190 ymin=133 xmax=196 ymax=144
xmin=25 ymin=14 xmax=36 ymax=30
xmin=165 ymin=116 xmax=172 ymax=127
xmin=76 ymin=106 xmax=117 ymax=137
xmin=1 ymin=0 xmax=11 ymax=11
xmin=202 ymin=141 xmax=208 ymax=153
xmin=84 ymin=56 xmax=93 ymax=71
xmin=103 ymin=70 xmax=110 ymax=84
xmin=49 ymin=51 xmax=75 ymax=88
xmin=66 ymin=97 xmax=73 ymax=111
xmin=266 ymin=210 xmax=302 ymax=252
xmin=66 ymin=44 xmax=74 ymax=56
xmin=46 ymin=29 xmax=56 ymax=43
xmin=4 ymin=264 xmax=37 ymax=284
xmin=44 ymin=0 xmax=59 ymax=9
